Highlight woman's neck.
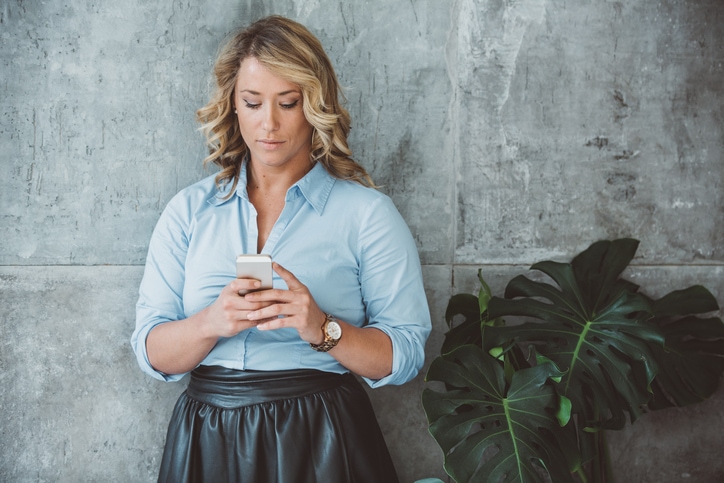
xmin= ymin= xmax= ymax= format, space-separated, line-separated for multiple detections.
xmin=246 ymin=160 xmax=313 ymax=195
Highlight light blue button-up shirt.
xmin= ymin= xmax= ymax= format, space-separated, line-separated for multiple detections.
xmin=132 ymin=162 xmax=431 ymax=388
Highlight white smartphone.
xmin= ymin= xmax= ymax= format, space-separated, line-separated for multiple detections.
xmin=235 ymin=254 xmax=273 ymax=294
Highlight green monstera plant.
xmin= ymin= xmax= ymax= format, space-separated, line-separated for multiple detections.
xmin=422 ymin=239 xmax=724 ymax=483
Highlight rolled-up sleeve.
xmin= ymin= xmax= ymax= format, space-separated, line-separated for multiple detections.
xmin=357 ymin=196 xmax=431 ymax=388
xmin=131 ymin=195 xmax=190 ymax=382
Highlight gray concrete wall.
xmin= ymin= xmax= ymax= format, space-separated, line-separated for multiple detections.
xmin=1 ymin=0 xmax=722 ymax=482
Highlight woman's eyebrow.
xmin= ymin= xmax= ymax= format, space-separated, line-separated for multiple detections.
xmin=239 ymin=89 xmax=299 ymax=96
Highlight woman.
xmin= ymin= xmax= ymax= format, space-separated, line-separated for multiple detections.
xmin=131 ymin=15 xmax=431 ymax=483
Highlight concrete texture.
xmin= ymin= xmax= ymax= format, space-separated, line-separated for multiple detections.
xmin=1 ymin=0 xmax=722 ymax=482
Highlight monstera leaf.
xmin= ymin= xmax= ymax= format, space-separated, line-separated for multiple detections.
xmin=442 ymin=270 xmax=501 ymax=354
xmin=644 ymin=285 xmax=724 ymax=410
xmin=442 ymin=293 xmax=484 ymax=354
xmin=422 ymin=345 xmax=580 ymax=483
xmin=485 ymin=239 xmax=661 ymax=431
xmin=569 ymin=238 xmax=641 ymax=310
xmin=425 ymin=239 xmax=724 ymax=483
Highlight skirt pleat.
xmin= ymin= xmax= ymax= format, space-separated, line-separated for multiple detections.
xmin=157 ymin=366 xmax=399 ymax=483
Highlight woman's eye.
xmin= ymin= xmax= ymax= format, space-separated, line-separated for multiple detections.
xmin=281 ymin=100 xmax=299 ymax=109
xmin=244 ymin=101 xmax=260 ymax=109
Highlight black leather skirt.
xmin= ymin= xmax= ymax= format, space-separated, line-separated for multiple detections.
xmin=158 ymin=365 xmax=399 ymax=483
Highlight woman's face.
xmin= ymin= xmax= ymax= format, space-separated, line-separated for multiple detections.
xmin=233 ymin=57 xmax=313 ymax=173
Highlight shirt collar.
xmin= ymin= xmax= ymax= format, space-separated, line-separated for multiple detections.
xmin=210 ymin=161 xmax=335 ymax=216
xmin=294 ymin=162 xmax=335 ymax=216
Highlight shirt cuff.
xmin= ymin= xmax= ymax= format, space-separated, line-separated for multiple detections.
xmin=131 ymin=320 xmax=186 ymax=383
xmin=361 ymin=324 xmax=424 ymax=388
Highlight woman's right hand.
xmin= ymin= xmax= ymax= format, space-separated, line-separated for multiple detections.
xmin=147 ymin=278 xmax=276 ymax=375
xmin=202 ymin=278 xmax=274 ymax=338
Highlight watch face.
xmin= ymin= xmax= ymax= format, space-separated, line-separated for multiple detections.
xmin=326 ymin=321 xmax=342 ymax=340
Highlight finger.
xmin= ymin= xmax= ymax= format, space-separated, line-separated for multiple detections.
xmin=272 ymin=262 xmax=304 ymax=290
xmin=246 ymin=302 xmax=291 ymax=321
xmin=218 ymin=291 xmax=271 ymax=318
xmin=256 ymin=316 xmax=289 ymax=331
xmin=240 ymin=301 xmax=273 ymax=313
xmin=231 ymin=278 xmax=262 ymax=295
xmin=244 ymin=288 xmax=294 ymax=303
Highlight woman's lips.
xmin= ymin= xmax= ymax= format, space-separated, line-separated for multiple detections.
xmin=258 ymin=139 xmax=284 ymax=149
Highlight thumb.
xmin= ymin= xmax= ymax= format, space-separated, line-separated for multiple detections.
xmin=272 ymin=262 xmax=304 ymax=290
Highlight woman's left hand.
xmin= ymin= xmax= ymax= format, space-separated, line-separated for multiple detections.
xmin=244 ymin=262 xmax=326 ymax=345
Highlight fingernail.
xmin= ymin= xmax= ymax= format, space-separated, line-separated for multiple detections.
xmin=253 ymin=280 xmax=261 ymax=288
xmin=247 ymin=312 xmax=257 ymax=320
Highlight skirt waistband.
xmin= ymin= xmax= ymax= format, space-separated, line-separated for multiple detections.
xmin=186 ymin=365 xmax=352 ymax=409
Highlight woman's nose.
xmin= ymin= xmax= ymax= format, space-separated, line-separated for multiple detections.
xmin=262 ymin=106 xmax=279 ymax=132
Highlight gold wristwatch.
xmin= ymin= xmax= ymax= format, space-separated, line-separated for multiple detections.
xmin=310 ymin=313 xmax=342 ymax=352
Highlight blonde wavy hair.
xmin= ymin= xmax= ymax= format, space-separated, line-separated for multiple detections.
xmin=197 ymin=15 xmax=375 ymax=193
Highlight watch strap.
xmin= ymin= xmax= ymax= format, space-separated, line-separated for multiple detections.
xmin=310 ymin=313 xmax=340 ymax=352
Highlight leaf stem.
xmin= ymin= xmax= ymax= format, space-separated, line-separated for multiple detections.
xmin=575 ymin=467 xmax=588 ymax=483
xmin=566 ymin=320 xmax=592 ymax=393
xmin=503 ymin=398 xmax=524 ymax=479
